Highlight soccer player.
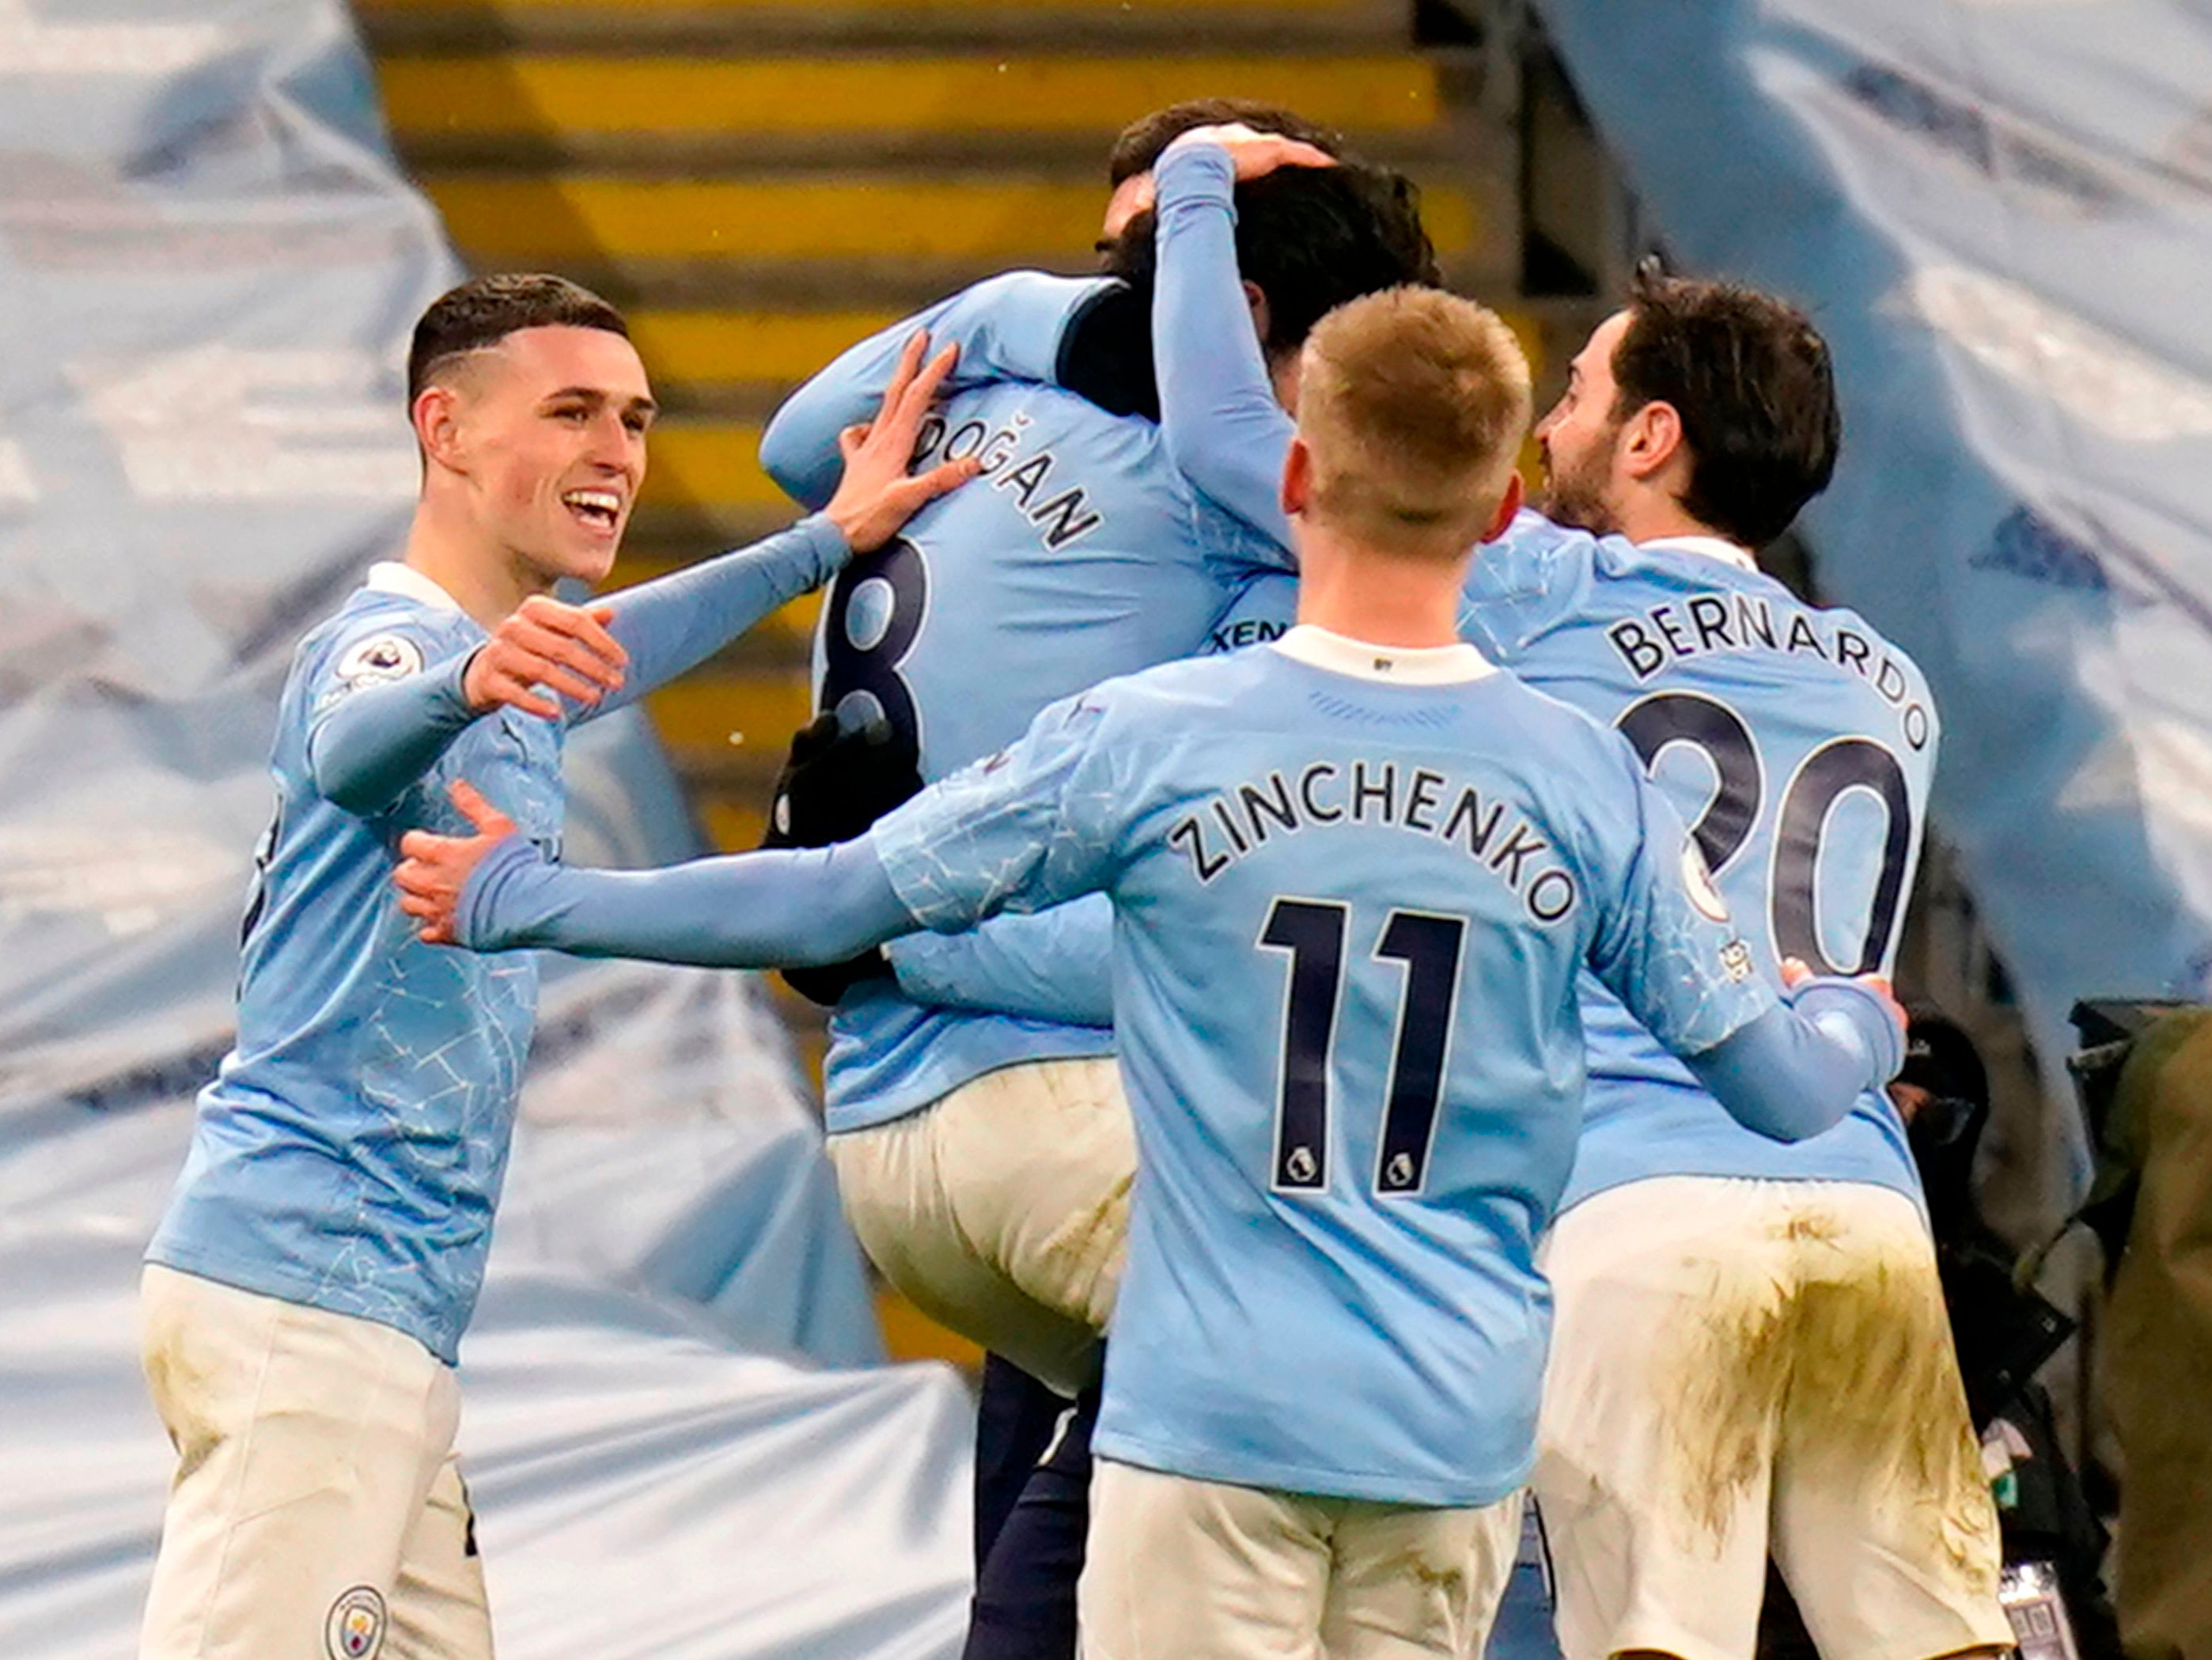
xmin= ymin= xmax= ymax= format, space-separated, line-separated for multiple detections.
xmin=136 ymin=273 xmax=968 ymax=1660
xmin=394 ymin=285 xmax=1907 ymax=1660
xmin=748 ymin=142 xmax=1435 ymax=1408
xmin=1036 ymin=131 xmax=2014 ymax=1660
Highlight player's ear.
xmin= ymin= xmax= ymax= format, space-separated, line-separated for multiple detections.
xmin=1242 ymin=280 xmax=1271 ymax=347
xmin=1281 ymin=434 xmax=1312 ymax=519
xmin=1619 ymin=398 xmax=1684 ymax=483
xmin=1479 ymin=471 xmax=1525 ymax=543
xmin=413 ymin=384 xmax=468 ymax=474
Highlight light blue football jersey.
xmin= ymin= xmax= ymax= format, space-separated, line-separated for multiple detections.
xmin=146 ymin=566 xmax=563 ymax=1363
xmin=1456 ymin=514 xmax=1934 ymax=1209
xmin=764 ymin=365 xmax=1286 ymax=1133
xmin=869 ymin=631 xmax=1771 ymax=1505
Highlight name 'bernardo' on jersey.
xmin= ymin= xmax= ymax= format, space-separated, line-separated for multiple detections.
xmin=1606 ymin=592 xmax=1933 ymax=751
xmin=1169 ymin=758 xmax=1581 ymax=923
xmin=911 ymin=407 xmax=1103 ymax=551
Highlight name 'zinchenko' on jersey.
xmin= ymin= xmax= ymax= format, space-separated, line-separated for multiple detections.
xmin=1168 ymin=758 xmax=1581 ymax=924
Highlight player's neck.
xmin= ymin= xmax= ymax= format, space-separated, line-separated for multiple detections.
xmin=400 ymin=501 xmax=555 ymax=631
xmin=1293 ymin=529 xmax=1464 ymax=650
xmin=1614 ymin=493 xmax=1727 ymax=550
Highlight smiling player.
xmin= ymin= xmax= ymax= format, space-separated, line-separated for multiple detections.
xmin=136 ymin=273 xmax=969 ymax=1660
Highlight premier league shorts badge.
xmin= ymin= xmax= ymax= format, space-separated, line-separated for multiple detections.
xmin=324 ymin=1586 xmax=387 ymax=1660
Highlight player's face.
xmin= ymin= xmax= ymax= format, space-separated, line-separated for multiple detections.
xmin=1533 ymin=309 xmax=1632 ymax=537
xmin=456 ymin=325 xmax=655 ymax=586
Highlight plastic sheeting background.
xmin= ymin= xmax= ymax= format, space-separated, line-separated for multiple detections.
xmin=0 ymin=2 xmax=972 ymax=1654
xmin=1536 ymin=0 xmax=2212 ymax=1201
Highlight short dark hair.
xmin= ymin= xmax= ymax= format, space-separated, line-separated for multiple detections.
xmin=1103 ymin=163 xmax=1440 ymax=362
xmin=1608 ymin=260 xmax=1839 ymax=548
xmin=1107 ymin=100 xmax=1344 ymax=185
xmin=407 ymin=273 xmax=629 ymax=405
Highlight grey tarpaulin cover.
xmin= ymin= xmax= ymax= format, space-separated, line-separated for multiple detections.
xmin=0 ymin=2 xmax=971 ymax=1654
xmin=1538 ymin=0 xmax=2212 ymax=1203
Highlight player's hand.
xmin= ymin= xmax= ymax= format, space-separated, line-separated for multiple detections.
xmin=395 ymin=780 xmax=517 ymax=945
xmin=1116 ymin=121 xmax=1340 ymax=220
xmin=1782 ymin=957 xmax=1907 ymax=1036
xmin=463 ymin=595 xmax=628 ymax=721
xmin=823 ymin=331 xmax=981 ymax=554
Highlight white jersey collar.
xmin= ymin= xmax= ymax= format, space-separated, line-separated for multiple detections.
xmin=365 ymin=560 xmax=464 ymax=614
xmin=1272 ymin=623 xmax=1494 ymax=685
xmin=1638 ymin=533 xmax=1759 ymax=574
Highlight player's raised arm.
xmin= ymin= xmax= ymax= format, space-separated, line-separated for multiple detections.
xmin=759 ymin=271 xmax=1115 ymax=508
xmin=1148 ymin=130 xmax=1316 ymax=551
xmin=574 ymin=330 xmax=980 ymax=722
xmin=1585 ymin=763 xmax=1905 ymax=1141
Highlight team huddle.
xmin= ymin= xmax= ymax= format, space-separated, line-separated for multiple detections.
xmin=140 ymin=100 xmax=2017 ymax=1660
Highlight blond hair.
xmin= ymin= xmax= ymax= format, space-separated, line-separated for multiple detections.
xmin=1297 ymin=286 xmax=1532 ymax=560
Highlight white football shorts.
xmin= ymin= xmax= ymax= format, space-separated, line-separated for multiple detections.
xmin=1532 ymin=1177 xmax=2014 ymax=1660
xmin=1081 ymin=1459 xmax=1521 ymax=1660
xmin=827 ymin=1055 xmax=1134 ymax=1396
xmin=138 ymin=1265 xmax=492 ymax=1660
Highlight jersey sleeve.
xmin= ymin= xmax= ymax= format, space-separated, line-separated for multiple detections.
xmin=303 ymin=613 xmax=479 ymax=817
xmin=1454 ymin=511 xmax=1601 ymax=661
xmin=759 ymin=272 xmax=1117 ymax=510
xmin=884 ymin=893 xmax=1116 ymax=1027
xmin=579 ymin=515 xmax=850 ymax=722
xmin=1581 ymin=748 xmax=1775 ymax=1059
xmin=1581 ymin=744 xmax=1900 ymax=1140
xmin=866 ymin=689 xmax=1127 ymax=932
xmin=1151 ymin=141 xmax=1299 ymax=564
xmin=456 ymin=836 xmax=915 ymax=968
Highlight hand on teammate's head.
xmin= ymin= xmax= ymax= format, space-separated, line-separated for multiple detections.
xmin=394 ymin=780 xmax=517 ymax=945
xmin=462 ymin=596 xmax=627 ymax=719
xmin=1112 ymin=122 xmax=1342 ymax=225
xmin=823 ymin=330 xmax=982 ymax=553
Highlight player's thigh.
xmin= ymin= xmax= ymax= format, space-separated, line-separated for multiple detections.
xmin=1321 ymin=1491 xmax=1520 ymax=1660
xmin=935 ymin=1056 xmax=1134 ymax=1332
xmin=828 ymin=1106 xmax=1101 ymax=1395
xmin=1532 ymin=1181 xmax=1785 ymax=1660
xmin=1080 ymin=1459 xmax=1331 ymax=1660
xmin=388 ymin=1453 xmax=494 ymax=1660
xmin=1767 ymin=1186 xmax=2010 ymax=1660
xmin=139 ymin=1267 xmax=456 ymax=1660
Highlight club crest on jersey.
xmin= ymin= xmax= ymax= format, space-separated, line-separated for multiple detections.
xmin=1681 ymin=839 xmax=1730 ymax=923
xmin=324 ymin=1586 xmax=387 ymax=1660
xmin=336 ymin=633 xmax=423 ymax=688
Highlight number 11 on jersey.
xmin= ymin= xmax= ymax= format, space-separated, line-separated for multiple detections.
xmin=1259 ymin=898 xmax=1468 ymax=1199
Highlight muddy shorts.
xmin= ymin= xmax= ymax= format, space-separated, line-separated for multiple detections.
xmin=138 ymin=1264 xmax=491 ymax=1660
xmin=1532 ymin=1177 xmax=2014 ymax=1660
xmin=1080 ymin=1459 xmax=1521 ymax=1660
xmin=827 ymin=1056 xmax=1133 ymax=1397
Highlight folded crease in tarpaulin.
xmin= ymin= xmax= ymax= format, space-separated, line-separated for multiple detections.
xmin=0 ymin=2 xmax=970 ymax=1654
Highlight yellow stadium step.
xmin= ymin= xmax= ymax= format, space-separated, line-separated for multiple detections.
xmin=646 ymin=673 xmax=813 ymax=770
xmin=629 ymin=309 xmax=897 ymax=392
xmin=358 ymin=0 xmax=1408 ymax=59
xmin=639 ymin=418 xmax=778 ymax=511
xmin=876 ymin=1286 xmax=985 ymax=1371
xmin=424 ymin=170 xmax=1479 ymax=265
xmin=381 ymin=55 xmax=1439 ymax=140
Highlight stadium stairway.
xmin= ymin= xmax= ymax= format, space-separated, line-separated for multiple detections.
xmin=354 ymin=0 xmax=1518 ymax=1363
